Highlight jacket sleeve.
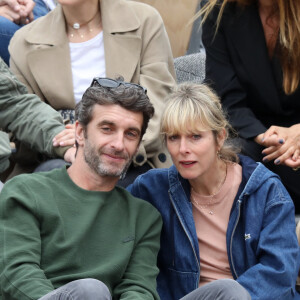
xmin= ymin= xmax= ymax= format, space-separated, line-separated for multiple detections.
xmin=0 ymin=178 xmax=55 ymax=299
xmin=0 ymin=58 xmax=68 ymax=159
xmin=202 ymin=7 xmax=267 ymax=139
xmin=134 ymin=7 xmax=176 ymax=168
xmin=0 ymin=132 xmax=11 ymax=173
xmin=113 ymin=205 xmax=162 ymax=300
xmin=235 ymin=180 xmax=300 ymax=300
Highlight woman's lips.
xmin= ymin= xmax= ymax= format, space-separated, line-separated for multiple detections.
xmin=179 ymin=160 xmax=196 ymax=168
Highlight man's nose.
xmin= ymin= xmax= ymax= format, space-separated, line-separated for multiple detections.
xmin=110 ymin=132 xmax=125 ymax=152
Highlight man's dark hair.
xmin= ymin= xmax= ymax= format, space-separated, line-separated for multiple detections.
xmin=75 ymin=77 xmax=154 ymax=139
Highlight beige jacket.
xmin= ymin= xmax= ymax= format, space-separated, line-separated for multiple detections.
xmin=9 ymin=0 xmax=176 ymax=168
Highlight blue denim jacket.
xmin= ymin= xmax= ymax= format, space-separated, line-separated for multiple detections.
xmin=128 ymin=155 xmax=300 ymax=300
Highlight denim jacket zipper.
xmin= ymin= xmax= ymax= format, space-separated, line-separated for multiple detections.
xmin=229 ymin=199 xmax=242 ymax=279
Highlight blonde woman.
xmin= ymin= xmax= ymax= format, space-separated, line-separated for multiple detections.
xmin=128 ymin=82 xmax=300 ymax=300
xmin=200 ymin=0 xmax=300 ymax=211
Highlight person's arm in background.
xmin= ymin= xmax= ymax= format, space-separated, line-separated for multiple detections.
xmin=0 ymin=58 xmax=74 ymax=173
xmin=0 ymin=132 xmax=11 ymax=173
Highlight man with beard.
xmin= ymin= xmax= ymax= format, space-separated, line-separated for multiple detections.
xmin=0 ymin=77 xmax=162 ymax=300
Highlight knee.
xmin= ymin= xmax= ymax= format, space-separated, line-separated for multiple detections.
xmin=212 ymin=279 xmax=251 ymax=300
xmin=0 ymin=16 xmax=20 ymax=35
xmin=32 ymin=0 xmax=50 ymax=18
xmin=69 ymin=278 xmax=111 ymax=300
xmin=183 ymin=279 xmax=251 ymax=300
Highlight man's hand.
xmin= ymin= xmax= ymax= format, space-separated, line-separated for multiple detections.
xmin=257 ymin=124 xmax=300 ymax=168
xmin=54 ymin=124 xmax=76 ymax=164
xmin=64 ymin=146 xmax=76 ymax=163
xmin=53 ymin=124 xmax=75 ymax=147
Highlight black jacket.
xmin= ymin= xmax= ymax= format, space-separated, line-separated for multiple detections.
xmin=202 ymin=2 xmax=300 ymax=140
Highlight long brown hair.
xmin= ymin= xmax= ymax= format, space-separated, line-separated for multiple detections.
xmin=199 ymin=0 xmax=300 ymax=95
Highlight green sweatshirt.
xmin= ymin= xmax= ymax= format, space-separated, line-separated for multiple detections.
xmin=0 ymin=167 xmax=162 ymax=300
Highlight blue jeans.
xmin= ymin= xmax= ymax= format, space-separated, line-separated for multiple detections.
xmin=38 ymin=279 xmax=112 ymax=300
xmin=34 ymin=159 xmax=69 ymax=173
xmin=180 ymin=279 xmax=251 ymax=300
xmin=0 ymin=0 xmax=50 ymax=66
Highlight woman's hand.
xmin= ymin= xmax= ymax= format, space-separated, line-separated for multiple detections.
xmin=0 ymin=3 xmax=21 ymax=22
xmin=0 ymin=0 xmax=34 ymax=24
xmin=260 ymin=124 xmax=300 ymax=168
xmin=53 ymin=124 xmax=75 ymax=147
xmin=0 ymin=0 xmax=20 ymax=10
xmin=18 ymin=0 xmax=34 ymax=23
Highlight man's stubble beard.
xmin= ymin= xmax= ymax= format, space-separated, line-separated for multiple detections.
xmin=83 ymin=138 xmax=133 ymax=178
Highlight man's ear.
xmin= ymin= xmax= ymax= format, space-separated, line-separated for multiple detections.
xmin=75 ymin=121 xmax=85 ymax=146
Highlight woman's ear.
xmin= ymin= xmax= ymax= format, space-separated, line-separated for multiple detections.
xmin=217 ymin=128 xmax=226 ymax=150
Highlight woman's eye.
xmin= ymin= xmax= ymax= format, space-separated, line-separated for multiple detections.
xmin=192 ymin=134 xmax=201 ymax=140
xmin=168 ymin=135 xmax=178 ymax=141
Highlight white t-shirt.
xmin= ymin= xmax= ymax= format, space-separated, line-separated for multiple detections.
xmin=42 ymin=0 xmax=56 ymax=10
xmin=69 ymin=32 xmax=106 ymax=104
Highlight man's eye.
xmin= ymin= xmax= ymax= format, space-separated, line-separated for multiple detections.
xmin=127 ymin=131 xmax=138 ymax=138
xmin=101 ymin=127 xmax=111 ymax=132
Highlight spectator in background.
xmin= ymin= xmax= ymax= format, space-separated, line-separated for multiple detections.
xmin=0 ymin=0 xmax=56 ymax=65
xmin=0 ymin=57 xmax=74 ymax=189
xmin=128 ymin=82 xmax=300 ymax=300
xmin=8 ymin=0 xmax=176 ymax=186
xmin=200 ymin=0 xmax=300 ymax=212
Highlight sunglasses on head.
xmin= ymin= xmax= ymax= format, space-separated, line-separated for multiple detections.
xmin=91 ymin=77 xmax=147 ymax=94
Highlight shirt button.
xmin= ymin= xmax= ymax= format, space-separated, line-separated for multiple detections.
xmin=158 ymin=153 xmax=167 ymax=163
xmin=135 ymin=154 xmax=145 ymax=163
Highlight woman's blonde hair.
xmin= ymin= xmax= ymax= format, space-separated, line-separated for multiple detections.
xmin=161 ymin=82 xmax=239 ymax=163
xmin=198 ymin=0 xmax=300 ymax=95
